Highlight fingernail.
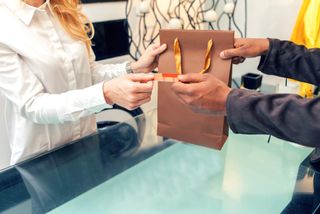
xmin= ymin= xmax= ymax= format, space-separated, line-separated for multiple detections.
xmin=220 ymin=52 xmax=225 ymax=58
xmin=177 ymin=75 xmax=185 ymax=82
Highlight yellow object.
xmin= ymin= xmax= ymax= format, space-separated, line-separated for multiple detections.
xmin=174 ymin=38 xmax=182 ymax=75
xmin=174 ymin=38 xmax=213 ymax=75
xmin=199 ymin=39 xmax=214 ymax=74
xmin=290 ymin=0 xmax=320 ymax=98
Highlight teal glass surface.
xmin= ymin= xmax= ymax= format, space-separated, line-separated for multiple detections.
xmin=49 ymin=110 xmax=312 ymax=214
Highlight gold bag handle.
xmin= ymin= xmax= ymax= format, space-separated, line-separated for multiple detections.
xmin=174 ymin=38 xmax=214 ymax=75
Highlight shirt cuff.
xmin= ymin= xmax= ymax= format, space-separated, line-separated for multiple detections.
xmin=101 ymin=62 xmax=129 ymax=81
xmin=119 ymin=61 xmax=130 ymax=76
xmin=85 ymin=82 xmax=112 ymax=113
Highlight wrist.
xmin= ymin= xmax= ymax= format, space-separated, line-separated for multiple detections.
xmin=224 ymin=88 xmax=236 ymax=117
xmin=221 ymin=87 xmax=232 ymax=115
xmin=261 ymin=38 xmax=270 ymax=55
xmin=103 ymin=82 xmax=114 ymax=105
xmin=129 ymin=61 xmax=139 ymax=73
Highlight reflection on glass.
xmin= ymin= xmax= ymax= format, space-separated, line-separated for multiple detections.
xmin=282 ymin=163 xmax=320 ymax=214
xmin=0 ymin=111 xmax=171 ymax=213
xmin=0 ymin=110 xmax=315 ymax=214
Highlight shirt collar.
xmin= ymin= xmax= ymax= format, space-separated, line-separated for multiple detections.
xmin=1 ymin=0 xmax=50 ymax=26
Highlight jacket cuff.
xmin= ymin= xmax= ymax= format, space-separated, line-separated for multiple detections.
xmin=226 ymin=89 xmax=241 ymax=133
xmin=226 ymin=88 xmax=259 ymax=133
xmin=257 ymin=38 xmax=281 ymax=74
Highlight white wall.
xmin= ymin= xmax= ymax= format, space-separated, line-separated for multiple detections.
xmin=232 ymin=0 xmax=302 ymax=84
xmin=82 ymin=1 xmax=126 ymax=22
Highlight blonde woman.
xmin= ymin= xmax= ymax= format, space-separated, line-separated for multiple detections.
xmin=0 ymin=0 xmax=167 ymax=164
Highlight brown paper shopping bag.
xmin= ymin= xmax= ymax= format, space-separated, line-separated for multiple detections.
xmin=157 ymin=29 xmax=234 ymax=150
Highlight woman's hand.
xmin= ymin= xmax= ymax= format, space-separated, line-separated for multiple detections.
xmin=103 ymin=73 xmax=154 ymax=110
xmin=172 ymin=73 xmax=231 ymax=116
xmin=130 ymin=44 xmax=167 ymax=73
xmin=220 ymin=38 xmax=270 ymax=64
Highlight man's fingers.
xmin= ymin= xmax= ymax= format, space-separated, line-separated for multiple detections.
xmin=174 ymin=91 xmax=199 ymax=107
xmin=172 ymin=81 xmax=199 ymax=96
xmin=171 ymin=82 xmax=185 ymax=94
xmin=175 ymin=94 xmax=189 ymax=105
xmin=232 ymin=56 xmax=246 ymax=64
xmin=220 ymin=38 xmax=245 ymax=60
xmin=234 ymin=38 xmax=245 ymax=48
xmin=177 ymin=73 xmax=205 ymax=83
xmin=220 ymin=48 xmax=243 ymax=59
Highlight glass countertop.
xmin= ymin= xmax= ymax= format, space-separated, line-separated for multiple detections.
xmin=0 ymin=110 xmax=317 ymax=214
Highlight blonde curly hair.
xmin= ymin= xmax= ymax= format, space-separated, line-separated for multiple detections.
xmin=25 ymin=0 xmax=94 ymax=54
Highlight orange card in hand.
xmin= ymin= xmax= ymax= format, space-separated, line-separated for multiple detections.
xmin=154 ymin=73 xmax=179 ymax=82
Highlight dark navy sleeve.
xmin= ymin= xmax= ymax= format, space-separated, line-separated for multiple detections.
xmin=258 ymin=39 xmax=320 ymax=85
xmin=226 ymin=89 xmax=320 ymax=147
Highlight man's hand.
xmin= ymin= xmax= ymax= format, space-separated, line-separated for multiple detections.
xmin=220 ymin=38 xmax=270 ymax=64
xmin=172 ymin=73 xmax=232 ymax=116
xmin=131 ymin=44 xmax=167 ymax=73
xmin=103 ymin=73 xmax=154 ymax=110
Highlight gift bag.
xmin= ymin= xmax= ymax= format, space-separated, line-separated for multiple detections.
xmin=157 ymin=29 xmax=234 ymax=150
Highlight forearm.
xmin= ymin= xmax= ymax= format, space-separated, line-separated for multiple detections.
xmin=258 ymin=39 xmax=320 ymax=85
xmin=22 ymin=83 xmax=110 ymax=124
xmin=227 ymin=89 xmax=320 ymax=147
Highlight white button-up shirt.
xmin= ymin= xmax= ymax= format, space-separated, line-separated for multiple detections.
xmin=0 ymin=0 xmax=128 ymax=164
